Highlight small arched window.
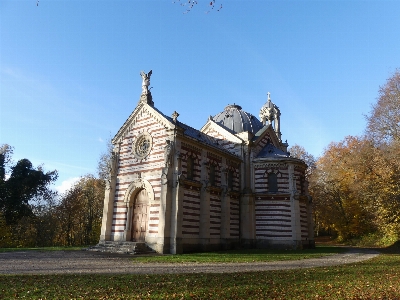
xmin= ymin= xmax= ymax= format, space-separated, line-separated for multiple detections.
xmin=209 ymin=164 xmax=216 ymax=186
xmin=186 ymin=157 xmax=194 ymax=180
xmin=227 ymin=170 xmax=234 ymax=189
xmin=268 ymin=173 xmax=278 ymax=193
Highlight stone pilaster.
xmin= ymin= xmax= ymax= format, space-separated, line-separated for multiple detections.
xmin=220 ymin=187 xmax=231 ymax=245
xmin=170 ymin=151 xmax=183 ymax=254
xmin=288 ymin=164 xmax=302 ymax=248
xmin=220 ymin=160 xmax=231 ymax=245
xmin=199 ymin=185 xmax=211 ymax=249
xmin=99 ymin=148 xmax=119 ymax=241
xmin=240 ymin=193 xmax=255 ymax=246
xmin=307 ymin=196 xmax=315 ymax=248
xmin=99 ymin=176 xmax=116 ymax=241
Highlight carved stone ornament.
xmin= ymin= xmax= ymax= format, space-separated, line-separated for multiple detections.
xmin=123 ymin=178 xmax=155 ymax=204
xmin=164 ymin=140 xmax=173 ymax=167
xmin=132 ymin=132 xmax=153 ymax=160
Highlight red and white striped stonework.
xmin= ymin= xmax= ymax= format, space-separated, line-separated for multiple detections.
xmin=254 ymin=165 xmax=290 ymax=194
xmin=202 ymin=127 xmax=239 ymax=156
xmin=111 ymin=108 xmax=168 ymax=236
xmin=182 ymin=188 xmax=201 ymax=237
xmin=253 ymin=133 xmax=273 ymax=156
xmin=180 ymin=143 xmax=202 ymax=181
xmin=229 ymin=195 xmax=240 ymax=237
xmin=299 ymin=201 xmax=309 ymax=240
xmin=255 ymin=199 xmax=293 ymax=239
xmin=209 ymin=192 xmax=222 ymax=237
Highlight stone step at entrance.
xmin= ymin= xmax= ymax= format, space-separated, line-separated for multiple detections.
xmin=87 ymin=241 xmax=156 ymax=255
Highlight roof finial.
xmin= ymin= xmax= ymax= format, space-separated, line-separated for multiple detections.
xmin=267 ymin=92 xmax=271 ymax=102
xmin=172 ymin=111 xmax=179 ymax=122
xmin=139 ymin=70 xmax=154 ymax=106
xmin=140 ymin=70 xmax=152 ymax=95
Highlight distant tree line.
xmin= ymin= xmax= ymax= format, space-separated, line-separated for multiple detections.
xmin=290 ymin=70 xmax=400 ymax=245
xmin=0 ymin=144 xmax=108 ymax=248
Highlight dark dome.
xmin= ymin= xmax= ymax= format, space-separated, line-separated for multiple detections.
xmin=213 ymin=104 xmax=263 ymax=134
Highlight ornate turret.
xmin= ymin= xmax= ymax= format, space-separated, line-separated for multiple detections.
xmin=259 ymin=92 xmax=281 ymax=140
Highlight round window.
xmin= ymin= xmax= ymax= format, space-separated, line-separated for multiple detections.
xmin=133 ymin=132 xmax=152 ymax=160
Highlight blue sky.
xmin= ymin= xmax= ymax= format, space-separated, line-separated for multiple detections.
xmin=1 ymin=0 xmax=400 ymax=193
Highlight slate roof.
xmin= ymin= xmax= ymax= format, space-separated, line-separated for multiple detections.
xmin=213 ymin=104 xmax=263 ymax=134
xmin=160 ymin=111 xmax=237 ymax=156
xmin=256 ymin=142 xmax=290 ymax=158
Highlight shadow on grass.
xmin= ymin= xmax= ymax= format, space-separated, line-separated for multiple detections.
xmin=381 ymin=240 xmax=400 ymax=254
xmin=131 ymin=246 xmax=347 ymax=263
xmin=0 ymin=246 xmax=87 ymax=253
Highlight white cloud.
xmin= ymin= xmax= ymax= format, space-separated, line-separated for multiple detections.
xmin=55 ymin=177 xmax=81 ymax=194
xmin=98 ymin=137 xmax=104 ymax=142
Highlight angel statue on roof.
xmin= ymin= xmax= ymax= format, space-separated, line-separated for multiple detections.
xmin=140 ymin=70 xmax=152 ymax=95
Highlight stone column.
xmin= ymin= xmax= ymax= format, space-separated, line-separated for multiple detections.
xmin=157 ymin=138 xmax=175 ymax=253
xmin=220 ymin=186 xmax=231 ymax=248
xmin=99 ymin=177 xmax=116 ymax=241
xmin=99 ymin=148 xmax=119 ymax=241
xmin=307 ymin=195 xmax=315 ymax=248
xmin=157 ymin=166 xmax=173 ymax=253
xmin=199 ymin=150 xmax=210 ymax=250
xmin=240 ymin=146 xmax=255 ymax=247
xmin=170 ymin=151 xmax=183 ymax=254
xmin=220 ymin=160 xmax=231 ymax=248
xmin=288 ymin=164 xmax=302 ymax=249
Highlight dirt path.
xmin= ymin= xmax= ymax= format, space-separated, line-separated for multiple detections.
xmin=0 ymin=248 xmax=379 ymax=275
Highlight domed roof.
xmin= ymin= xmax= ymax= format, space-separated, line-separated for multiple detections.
xmin=213 ymin=104 xmax=263 ymax=134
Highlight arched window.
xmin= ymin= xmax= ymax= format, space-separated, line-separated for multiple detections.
xmin=268 ymin=173 xmax=278 ymax=193
xmin=186 ymin=157 xmax=194 ymax=180
xmin=227 ymin=170 xmax=234 ymax=189
xmin=209 ymin=164 xmax=216 ymax=186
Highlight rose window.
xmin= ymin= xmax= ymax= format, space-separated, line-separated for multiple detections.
xmin=133 ymin=132 xmax=152 ymax=160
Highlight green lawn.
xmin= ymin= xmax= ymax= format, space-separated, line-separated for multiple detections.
xmin=1 ymin=248 xmax=399 ymax=299
xmin=132 ymin=246 xmax=346 ymax=263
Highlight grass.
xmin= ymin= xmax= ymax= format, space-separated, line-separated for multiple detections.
xmin=132 ymin=246 xmax=346 ymax=263
xmin=0 ymin=246 xmax=85 ymax=252
xmin=1 ymin=253 xmax=400 ymax=299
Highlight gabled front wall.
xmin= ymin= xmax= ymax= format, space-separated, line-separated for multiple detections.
xmin=111 ymin=107 xmax=169 ymax=242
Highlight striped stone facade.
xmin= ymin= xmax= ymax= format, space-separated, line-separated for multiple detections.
xmin=99 ymin=82 xmax=314 ymax=254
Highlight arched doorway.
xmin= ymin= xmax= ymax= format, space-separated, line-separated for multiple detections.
xmin=131 ymin=188 xmax=149 ymax=242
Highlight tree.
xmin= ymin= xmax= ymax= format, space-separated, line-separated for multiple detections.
xmin=56 ymin=175 xmax=104 ymax=246
xmin=288 ymin=144 xmax=316 ymax=179
xmin=309 ymin=136 xmax=378 ymax=240
xmin=0 ymin=144 xmax=58 ymax=225
xmin=366 ymin=69 xmax=400 ymax=145
xmin=174 ymin=0 xmax=222 ymax=13
xmin=97 ymin=137 xmax=114 ymax=182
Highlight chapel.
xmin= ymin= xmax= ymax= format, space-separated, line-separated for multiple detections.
xmin=99 ymin=71 xmax=314 ymax=254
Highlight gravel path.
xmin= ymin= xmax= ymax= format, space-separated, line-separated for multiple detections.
xmin=0 ymin=248 xmax=379 ymax=275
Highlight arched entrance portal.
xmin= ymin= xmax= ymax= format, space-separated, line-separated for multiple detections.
xmin=131 ymin=189 xmax=149 ymax=242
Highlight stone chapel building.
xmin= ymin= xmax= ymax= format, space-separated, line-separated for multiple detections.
xmin=99 ymin=71 xmax=314 ymax=254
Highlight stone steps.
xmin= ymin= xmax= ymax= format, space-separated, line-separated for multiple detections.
xmin=87 ymin=241 xmax=156 ymax=255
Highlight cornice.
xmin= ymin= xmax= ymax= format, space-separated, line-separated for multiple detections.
xmin=112 ymin=102 xmax=175 ymax=144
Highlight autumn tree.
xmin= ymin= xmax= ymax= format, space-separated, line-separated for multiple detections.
xmin=174 ymin=0 xmax=222 ymax=13
xmin=97 ymin=137 xmax=114 ymax=182
xmin=288 ymin=144 xmax=316 ymax=179
xmin=0 ymin=144 xmax=58 ymax=225
xmin=56 ymin=175 xmax=104 ymax=246
xmin=366 ymin=69 xmax=400 ymax=145
xmin=309 ymin=136 xmax=380 ymax=240
xmin=363 ymin=70 xmax=400 ymax=241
